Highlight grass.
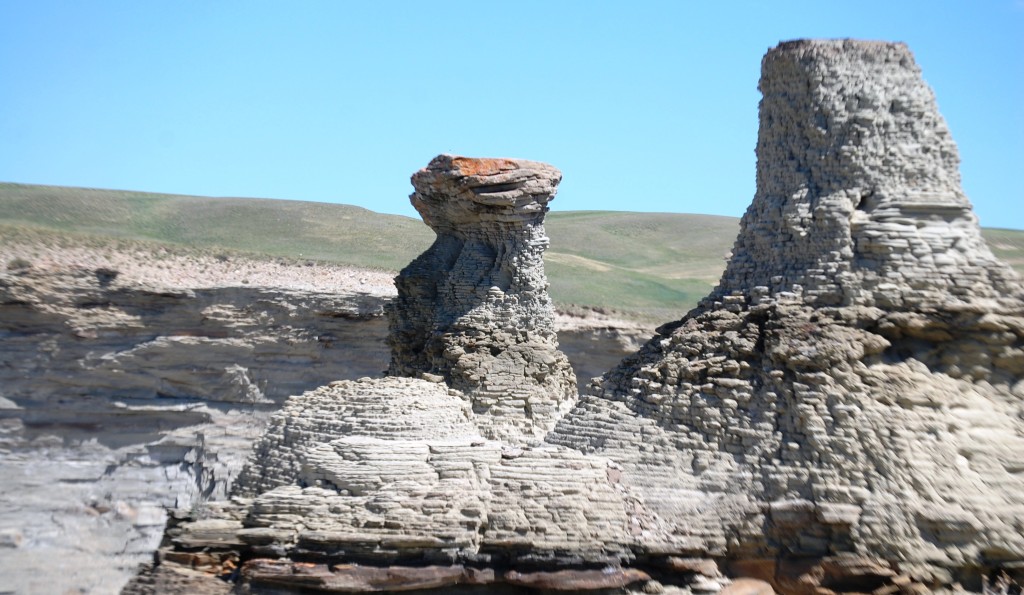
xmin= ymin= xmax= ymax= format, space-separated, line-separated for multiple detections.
xmin=0 ymin=182 xmax=433 ymax=271
xmin=2 ymin=181 xmax=1021 ymax=321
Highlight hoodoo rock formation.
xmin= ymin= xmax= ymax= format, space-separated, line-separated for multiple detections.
xmin=551 ymin=39 xmax=1024 ymax=587
xmin=388 ymin=155 xmax=577 ymax=441
xmin=713 ymin=39 xmax=1020 ymax=309
xmin=147 ymin=156 xmax=642 ymax=593
xmin=128 ymin=40 xmax=1024 ymax=594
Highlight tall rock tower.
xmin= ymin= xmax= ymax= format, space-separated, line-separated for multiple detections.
xmin=551 ymin=39 xmax=1024 ymax=585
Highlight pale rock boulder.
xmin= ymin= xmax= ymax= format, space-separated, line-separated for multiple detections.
xmin=230 ymin=376 xmax=642 ymax=567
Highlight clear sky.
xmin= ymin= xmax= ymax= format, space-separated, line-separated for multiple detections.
xmin=1 ymin=1 xmax=1022 ymax=229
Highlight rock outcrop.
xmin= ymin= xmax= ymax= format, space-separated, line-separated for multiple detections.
xmin=550 ymin=39 xmax=1024 ymax=587
xmin=0 ymin=239 xmax=646 ymax=595
xmin=714 ymin=39 xmax=1020 ymax=310
xmin=222 ymin=157 xmax=641 ymax=575
xmin=128 ymin=40 xmax=1023 ymax=594
xmin=0 ymin=260 xmax=394 ymax=594
xmin=388 ymin=155 xmax=577 ymax=442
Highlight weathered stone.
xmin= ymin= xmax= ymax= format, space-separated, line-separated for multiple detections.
xmin=0 ymin=233 xmax=644 ymax=593
xmin=130 ymin=41 xmax=1024 ymax=594
xmin=549 ymin=38 xmax=1024 ymax=577
xmin=711 ymin=39 xmax=1020 ymax=310
xmin=503 ymin=567 xmax=651 ymax=590
xmin=662 ymin=556 xmax=722 ymax=578
xmin=388 ymin=155 xmax=578 ymax=442
xmin=242 ymin=559 xmax=483 ymax=592
xmin=121 ymin=563 xmax=233 ymax=595
xmin=719 ymin=578 xmax=776 ymax=595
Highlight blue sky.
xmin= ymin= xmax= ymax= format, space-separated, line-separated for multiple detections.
xmin=1 ymin=1 xmax=1022 ymax=229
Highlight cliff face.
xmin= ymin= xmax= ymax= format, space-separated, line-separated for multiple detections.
xmin=2 ymin=269 xmax=390 ymax=407
xmin=0 ymin=262 xmax=393 ymax=594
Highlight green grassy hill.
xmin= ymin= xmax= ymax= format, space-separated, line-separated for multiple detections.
xmin=0 ymin=182 xmax=433 ymax=271
xmin=544 ymin=211 xmax=735 ymax=319
xmin=2 ymin=182 xmax=1022 ymax=321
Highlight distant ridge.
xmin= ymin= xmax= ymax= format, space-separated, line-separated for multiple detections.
xmin=2 ymin=181 xmax=1021 ymax=320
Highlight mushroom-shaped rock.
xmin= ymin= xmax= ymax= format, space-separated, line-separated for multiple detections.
xmin=387 ymin=155 xmax=577 ymax=443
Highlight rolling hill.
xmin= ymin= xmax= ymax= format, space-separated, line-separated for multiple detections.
xmin=2 ymin=181 xmax=1022 ymax=321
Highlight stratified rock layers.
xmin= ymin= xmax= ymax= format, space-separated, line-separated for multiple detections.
xmin=231 ymin=377 xmax=638 ymax=568
xmin=714 ymin=39 xmax=1019 ymax=309
xmin=550 ymin=39 xmax=1024 ymax=578
xmin=227 ymin=158 xmax=630 ymax=575
xmin=131 ymin=41 xmax=1024 ymax=594
xmin=388 ymin=155 xmax=577 ymax=442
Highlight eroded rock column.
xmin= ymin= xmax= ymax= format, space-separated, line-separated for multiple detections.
xmin=387 ymin=155 xmax=577 ymax=442
xmin=716 ymin=39 xmax=1020 ymax=308
xmin=550 ymin=40 xmax=1024 ymax=585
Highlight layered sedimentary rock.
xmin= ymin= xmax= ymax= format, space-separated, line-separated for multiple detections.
xmin=129 ymin=156 xmax=662 ymax=593
xmin=388 ymin=155 xmax=577 ymax=442
xmin=130 ymin=40 xmax=1024 ymax=594
xmin=715 ymin=39 xmax=1020 ymax=309
xmin=0 ymin=240 xmax=646 ymax=594
xmin=228 ymin=157 xmax=633 ymax=571
xmin=232 ymin=377 xmax=639 ymax=569
xmin=0 ymin=262 xmax=393 ymax=594
xmin=550 ymin=39 xmax=1024 ymax=585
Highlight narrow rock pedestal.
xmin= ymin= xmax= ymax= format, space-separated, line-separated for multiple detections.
xmin=388 ymin=155 xmax=578 ymax=443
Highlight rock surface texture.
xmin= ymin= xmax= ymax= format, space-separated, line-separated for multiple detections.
xmin=0 ymin=259 xmax=394 ymax=594
xmin=225 ymin=157 xmax=636 ymax=573
xmin=550 ymin=39 xmax=1024 ymax=587
xmin=0 ymin=238 xmax=645 ymax=594
xmin=388 ymin=155 xmax=578 ymax=442
xmin=129 ymin=40 xmax=1024 ymax=594
xmin=714 ymin=40 xmax=1019 ymax=310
